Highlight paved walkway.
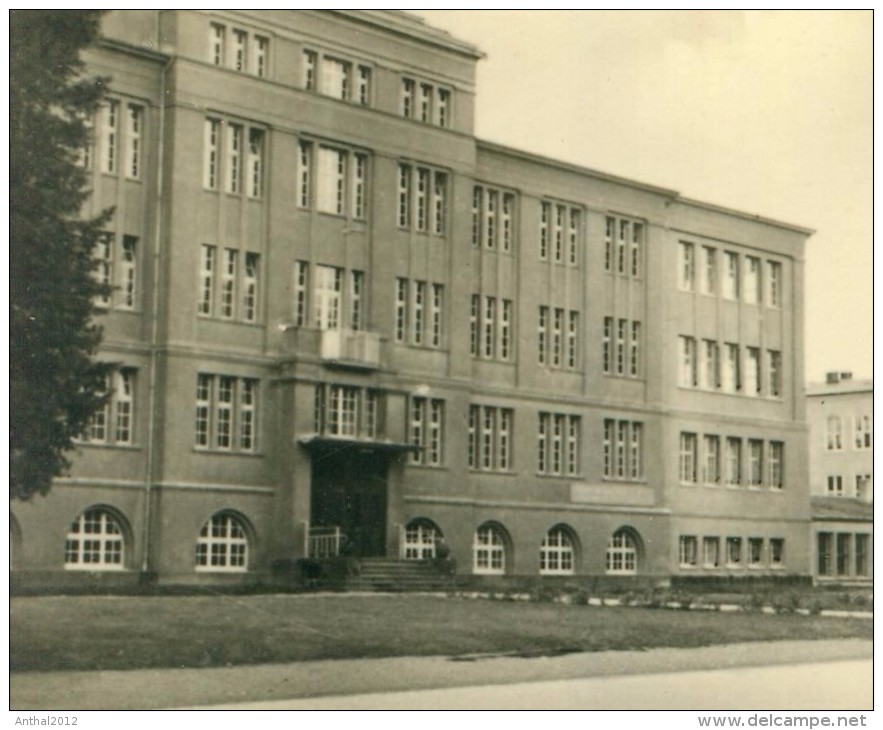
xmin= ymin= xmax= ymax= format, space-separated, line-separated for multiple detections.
xmin=10 ymin=639 xmax=872 ymax=711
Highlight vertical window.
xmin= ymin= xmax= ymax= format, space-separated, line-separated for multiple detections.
xmin=679 ymin=433 xmax=697 ymax=483
xmin=606 ymin=530 xmax=638 ymax=574
xmin=199 ymin=244 xmax=216 ymax=316
xmin=744 ymin=256 xmax=761 ymax=304
xmin=356 ymin=65 xmax=371 ymax=105
xmin=626 ymin=321 xmax=639 ymax=376
xmin=827 ymin=475 xmax=843 ymax=496
xmin=316 ymin=147 xmax=345 ymax=215
xmin=239 ymin=379 xmax=257 ymax=451
xmin=768 ymin=441 xmax=784 ymax=489
xmin=119 ymin=235 xmax=137 ymax=310
xmin=629 ymin=423 xmax=643 ymax=479
xmin=726 ymin=537 xmax=742 ymax=567
xmin=428 ymin=399 xmax=443 ymax=465
xmin=483 ymin=297 xmax=496 ymax=358
xmin=703 ymin=435 xmax=720 ymax=484
xmin=725 ymin=437 xmax=742 ymax=486
xmin=767 ymin=261 xmax=782 ymax=307
xmin=401 ymin=77 xmax=415 ymax=118
xmin=836 ymin=534 xmax=851 ymax=576
xmin=748 ymin=538 xmax=764 ymax=568
xmin=604 ymin=217 xmax=614 ymax=271
xmin=748 ymin=439 xmax=763 ymax=487
xmin=551 ymin=309 xmax=563 ymax=367
xmin=210 ymin=23 xmax=225 ymax=66
xmin=471 ymin=187 xmax=482 ymax=247
xmin=473 ymin=524 xmax=506 ymax=575
xmin=703 ymin=537 xmax=720 ymax=568
xmin=85 ymin=370 xmax=136 ymax=445
xmin=93 ymin=233 xmax=112 ymax=309
xmin=419 ymin=83 xmax=432 ymax=122
xmin=603 ymin=419 xmax=613 ymax=478
xmin=631 ymin=222 xmax=643 ymax=277
xmin=602 ymin=317 xmax=612 ymax=373
xmin=745 ymin=347 xmax=761 ymax=395
xmin=855 ymin=535 xmax=869 ymax=576
xmin=351 ymin=153 xmax=366 ymax=219
xmin=500 ymin=300 xmax=512 ymax=361
xmin=433 ymin=172 xmax=447 ymax=235
xmin=204 ymin=119 xmax=220 ymax=189
xmin=539 ymin=202 xmax=549 ymax=261
xmin=537 ymin=414 xmax=580 ymax=476
xmin=679 ymin=336 xmax=697 ymax=387
xmin=470 ymin=406 xmax=513 ymax=471
xmin=411 ymin=281 xmax=425 ymax=345
xmin=231 ymin=29 xmax=247 ymax=72
xmin=220 ymin=249 xmax=237 ymax=319
xmin=320 ymin=57 xmax=350 ymax=100
xmin=540 ymin=527 xmax=575 ymax=575
xmin=125 ymin=104 xmax=142 ymax=180
xmin=568 ymin=311 xmax=579 ymax=369
xmin=313 ymin=265 xmax=341 ymax=330
xmin=817 ymin=532 xmax=833 ymax=576
xmin=702 ymin=340 xmax=720 ymax=389
xmin=303 ymin=50 xmax=316 ymax=90
xmin=468 ymin=405 xmax=478 ymax=468
xmin=767 ymin=350 xmax=781 ymax=396
xmin=437 ymin=88 xmax=450 ymax=127
xmin=398 ymin=164 xmax=411 ymax=228
xmin=247 ymin=129 xmax=264 ymax=198
xmin=416 ymin=168 xmax=429 ymax=231
xmin=538 ymin=307 xmax=548 ymax=365
xmin=617 ymin=220 xmax=628 ymax=273
xmin=553 ymin=205 xmax=564 ymax=262
xmin=568 ymin=416 xmax=580 ymax=475
xmin=501 ymin=194 xmax=514 ymax=252
xmin=216 ymin=376 xmax=234 ymax=449
xmin=253 ymin=36 xmax=268 ymax=78
xmin=723 ymin=252 xmax=739 ymax=299
xmin=679 ymin=536 xmax=698 ymax=568
xmin=470 ymin=294 xmax=479 ymax=356
xmin=616 ymin=422 xmax=627 ymax=479
xmin=298 ymin=141 xmax=311 ymax=207
xmin=485 ymin=190 xmax=497 ymax=249
xmin=350 ymin=271 xmax=363 ymax=332
xmin=701 ymin=246 xmax=716 ymax=294
xmin=243 ymin=253 xmax=258 ymax=323
xmin=294 ymin=261 xmax=308 ymax=326
xmin=723 ymin=343 xmax=740 ymax=393
xmin=195 ymin=374 xmax=212 ymax=447
xmin=64 ymin=509 xmax=125 ymax=570
xmin=225 ymin=123 xmax=242 ymax=194
xmin=568 ymin=209 xmax=579 ymax=265
xmin=616 ymin=319 xmax=626 ymax=375
xmin=101 ymin=100 xmax=118 ymax=174
xmin=854 ymin=415 xmax=872 ymax=449
xmin=854 ymin=474 xmax=872 ymax=501
xmin=826 ymin=416 xmax=842 ymax=450
xmin=195 ymin=513 xmax=248 ymax=572
xmin=678 ymin=241 xmax=695 ymax=291
xmin=604 ymin=420 xmax=643 ymax=480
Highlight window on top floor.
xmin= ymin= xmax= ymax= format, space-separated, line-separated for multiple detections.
xmin=701 ymin=246 xmax=716 ymax=294
xmin=825 ymin=416 xmax=842 ymax=450
xmin=400 ymin=76 xmax=452 ymax=127
xmin=209 ymin=23 xmax=269 ymax=78
xmin=854 ymin=415 xmax=872 ymax=449
xmin=397 ymin=163 xmax=448 ymax=235
xmin=722 ymin=251 xmax=739 ymax=299
xmin=472 ymin=186 xmax=516 ymax=251
xmin=744 ymin=256 xmax=762 ymax=304
xmin=678 ymin=241 xmax=695 ymax=291
xmin=605 ymin=216 xmax=643 ymax=276
xmin=767 ymin=261 xmax=782 ymax=307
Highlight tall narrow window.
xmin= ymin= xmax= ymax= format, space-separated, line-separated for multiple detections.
xmin=854 ymin=415 xmax=872 ymax=449
xmin=604 ymin=217 xmax=614 ymax=271
xmin=350 ymin=271 xmax=363 ymax=332
xmin=726 ymin=537 xmax=742 ymax=567
xmin=470 ymin=294 xmax=479 ymax=356
xmin=232 ymin=30 xmax=247 ymax=72
xmin=225 ymin=123 xmax=242 ymax=194
xmin=679 ymin=536 xmax=698 ymax=568
xmin=411 ymin=281 xmax=425 ymax=345
xmin=253 ymin=37 xmax=268 ymax=78
xmin=101 ymin=100 xmax=119 ymax=174
xmin=356 ymin=65 xmax=371 ymax=105
xmin=472 ymin=187 xmax=482 ymax=247
xmin=769 ymin=539 xmax=784 ymax=568
xmin=603 ymin=420 xmax=613 ymax=478
xmin=725 ymin=437 xmax=741 ymax=486
xmin=701 ymin=246 xmax=716 ymax=294
xmin=401 ymin=78 xmax=415 ymax=118
xmin=216 ymin=376 xmax=234 ymax=450
xmin=723 ymin=252 xmax=739 ymax=300
xmin=744 ymin=256 xmax=761 ymax=304
xmin=703 ymin=537 xmax=720 ymax=568
xmin=501 ymin=194 xmax=513 ymax=252
xmin=317 ymin=147 xmax=345 ymax=215
xmin=119 ymin=235 xmax=137 ymax=310
xmin=313 ymin=265 xmax=341 ymax=330
xmin=702 ymin=340 xmax=719 ymax=389
xmin=567 ymin=416 xmax=580 ymax=475
xmin=294 ymin=261 xmax=308 ymax=327
xmin=745 ymin=347 xmax=761 ymax=395
xmin=629 ymin=423 xmax=643 ymax=479
xmin=320 ymin=57 xmax=350 ymax=100
xmin=431 ymin=284 xmax=443 ymax=348
xmin=538 ymin=307 xmax=548 ymax=365
xmin=554 ymin=205 xmax=564 ymax=262
xmin=199 ymin=244 xmax=216 ymax=316
xmin=352 ymin=154 xmax=366 ymax=220
xmin=220 ymin=249 xmax=237 ymax=319
xmin=767 ymin=261 xmax=782 ymax=307
xmin=629 ymin=321 xmax=640 ymax=377
xmin=602 ymin=317 xmax=612 ymax=374
xmin=631 ymin=222 xmax=643 ymax=277
xmin=395 ymin=278 xmax=407 ymax=343
xmin=247 ymin=129 xmax=264 ymax=199
xmin=616 ymin=319 xmax=626 ymax=375
xmin=210 ymin=23 xmax=225 ymax=66
xmin=678 ymin=242 xmax=695 ymax=291
xmin=298 ymin=141 xmax=311 ymax=207
xmin=204 ymin=119 xmax=220 ymax=190
xmin=125 ymin=104 xmax=142 ymax=180
xmin=398 ymin=164 xmax=411 ymax=228
xmin=767 ymin=350 xmax=781 ymax=397
xmin=114 ymin=370 xmax=134 ymax=444
xmin=617 ymin=220 xmax=628 ymax=273
xmin=416 ymin=168 xmax=429 ymax=231
xmin=93 ymin=234 xmax=112 ymax=309
xmin=485 ymin=190 xmax=497 ymax=249
xmin=240 ymin=379 xmax=256 ymax=451
xmin=826 ymin=416 xmax=843 ymax=450
xmin=552 ymin=309 xmax=563 ymax=367
xmin=569 ymin=209 xmax=579 ymax=265
xmin=568 ymin=311 xmax=578 ymax=369
xmin=500 ymin=300 xmax=512 ymax=361
xmin=748 ymin=439 xmax=763 ymax=487
xmin=723 ymin=343 xmax=740 ymax=393
xmin=419 ymin=83 xmax=432 ymax=122
xmin=195 ymin=375 xmax=212 ymax=447
xmin=679 ymin=336 xmax=697 ymax=387
xmin=703 ymin=435 xmax=720 ymax=484
xmin=483 ymin=297 xmax=496 ymax=358
xmin=539 ymin=203 xmax=549 ymax=260
xmin=303 ymin=50 xmax=317 ymax=90
xmin=769 ymin=441 xmax=784 ymax=489
xmin=437 ymin=88 xmax=450 ymax=127
xmin=433 ymin=172 xmax=447 ymax=235
xmin=679 ymin=432 xmax=697 ymax=483
xmin=243 ymin=253 xmax=259 ymax=323
xmin=428 ymin=399 xmax=443 ymax=465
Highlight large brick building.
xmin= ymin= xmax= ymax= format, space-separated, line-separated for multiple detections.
xmin=11 ymin=10 xmax=813 ymax=589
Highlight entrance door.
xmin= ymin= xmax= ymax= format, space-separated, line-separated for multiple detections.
xmin=311 ymin=448 xmax=387 ymax=557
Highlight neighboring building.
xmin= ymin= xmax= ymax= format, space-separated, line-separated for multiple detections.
xmin=11 ymin=10 xmax=813 ymax=589
xmin=806 ymin=372 xmax=873 ymax=584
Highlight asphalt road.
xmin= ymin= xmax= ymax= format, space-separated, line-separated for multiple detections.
xmin=192 ymin=659 xmax=871 ymax=710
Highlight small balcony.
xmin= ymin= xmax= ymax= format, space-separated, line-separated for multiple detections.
xmin=320 ymin=329 xmax=383 ymax=370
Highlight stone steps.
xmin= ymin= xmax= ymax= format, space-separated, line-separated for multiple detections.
xmin=344 ymin=558 xmax=453 ymax=592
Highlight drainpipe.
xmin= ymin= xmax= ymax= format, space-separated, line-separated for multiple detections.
xmin=141 ymin=48 xmax=173 ymax=578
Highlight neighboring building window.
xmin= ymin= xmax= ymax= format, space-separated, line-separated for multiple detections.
xmin=768 ymin=441 xmax=784 ymax=489
xmin=722 ymin=251 xmax=739 ymax=300
xmin=722 ymin=343 xmax=740 ymax=393
xmin=303 ymin=49 xmax=317 ymax=90
xmin=409 ymin=397 xmax=444 ymax=466
xmin=194 ymin=374 xmax=259 ymax=452
xmin=747 ymin=538 xmax=764 ymax=568
xmin=468 ymin=405 xmax=513 ymax=471
xmin=855 ymin=474 xmax=872 ymax=501
xmin=679 ymin=432 xmax=698 ymax=484
xmin=836 ymin=534 xmax=851 ymax=576
xmin=767 ymin=261 xmax=782 ymax=307
xmin=855 ymin=535 xmax=870 ymax=576
xmin=314 ymin=384 xmax=380 ymax=439
xmin=253 ymin=36 xmax=268 ymax=77
xmin=679 ymin=536 xmax=698 ymax=568
xmin=84 ymin=369 xmax=136 ymax=446
xmin=826 ymin=416 xmax=843 ymax=450
xmin=231 ymin=29 xmax=247 ymax=72
xmin=770 ymin=538 xmax=785 ymax=568
xmin=539 ymin=526 xmax=575 ymax=576
xmin=64 ymin=508 xmax=126 ymax=570
xmin=394 ymin=278 xmax=444 ymax=348
xmin=352 ymin=64 xmax=371 ymax=105
xmin=745 ymin=347 xmax=761 ymax=396
xmin=679 ymin=336 xmax=697 ymax=387
xmin=403 ymin=519 xmax=440 ymax=560
xmin=768 ymin=350 xmax=782 ymax=397
xmin=401 ymin=77 xmax=415 ymax=118
xmin=827 ymin=475 xmax=844 ymax=496
xmin=701 ymin=246 xmax=716 ymax=294
xmin=703 ymin=434 xmax=721 ymax=484
xmin=748 ymin=439 xmax=764 ymax=487
xmin=744 ymin=256 xmax=761 ymax=304
xmin=537 ymin=413 xmax=580 ymax=476
xmin=210 ymin=23 xmax=225 ymax=66
xmin=398 ymin=163 xmax=447 ymax=235
xmin=726 ymin=537 xmax=742 ymax=567
xmin=817 ymin=532 xmax=833 ymax=576
xmin=725 ymin=437 xmax=742 ymax=486
xmin=472 ymin=186 xmax=516 ymax=251
xmin=195 ymin=513 xmax=248 ymax=572
xmin=701 ymin=339 xmax=720 ymax=389
xmin=606 ymin=529 xmax=638 ymax=575
xmin=437 ymin=88 xmax=451 ymax=127
xmin=703 ymin=537 xmax=720 ymax=568
xmin=854 ymin=415 xmax=872 ymax=449
xmin=678 ymin=241 xmax=695 ymax=291
xmin=473 ymin=523 xmax=507 ymax=575
xmin=603 ymin=419 xmax=643 ymax=480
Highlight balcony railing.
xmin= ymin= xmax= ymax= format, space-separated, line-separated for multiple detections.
xmin=307 ymin=525 xmax=344 ymax=559
xmin=320 ymin=329 xmax=382 ymax=369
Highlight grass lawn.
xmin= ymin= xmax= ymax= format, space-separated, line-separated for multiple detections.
xmin=10 ymin=593 xmax=871 ymax=673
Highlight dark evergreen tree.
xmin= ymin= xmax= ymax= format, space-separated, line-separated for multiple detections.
xmin=10 ymin=10 xmax=115 ymax=500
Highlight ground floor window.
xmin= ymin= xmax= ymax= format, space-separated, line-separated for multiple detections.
xmin=403 ymin=519 xmax=440 ymax=560
xmin=195 ymin=512 xmax=249 ymax=572
xmin=473 ymin=523 xmax=507 ymax=575
xmin=605 ymin=528 xmax=638 ymax=574
xmin=64 ymin=508 xmax=126 ymax=570
xmin=539 ymin=525 xmax=575 ymax=575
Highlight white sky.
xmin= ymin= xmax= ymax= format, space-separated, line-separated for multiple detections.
xmin=415 ymin=10 xmax=873 ymax=384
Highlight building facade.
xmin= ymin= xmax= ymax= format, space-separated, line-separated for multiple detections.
xmin=806 ymin=372 xmax=873 ymax=584
xmin=11 ymin=10 xmax=813 ymax=589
